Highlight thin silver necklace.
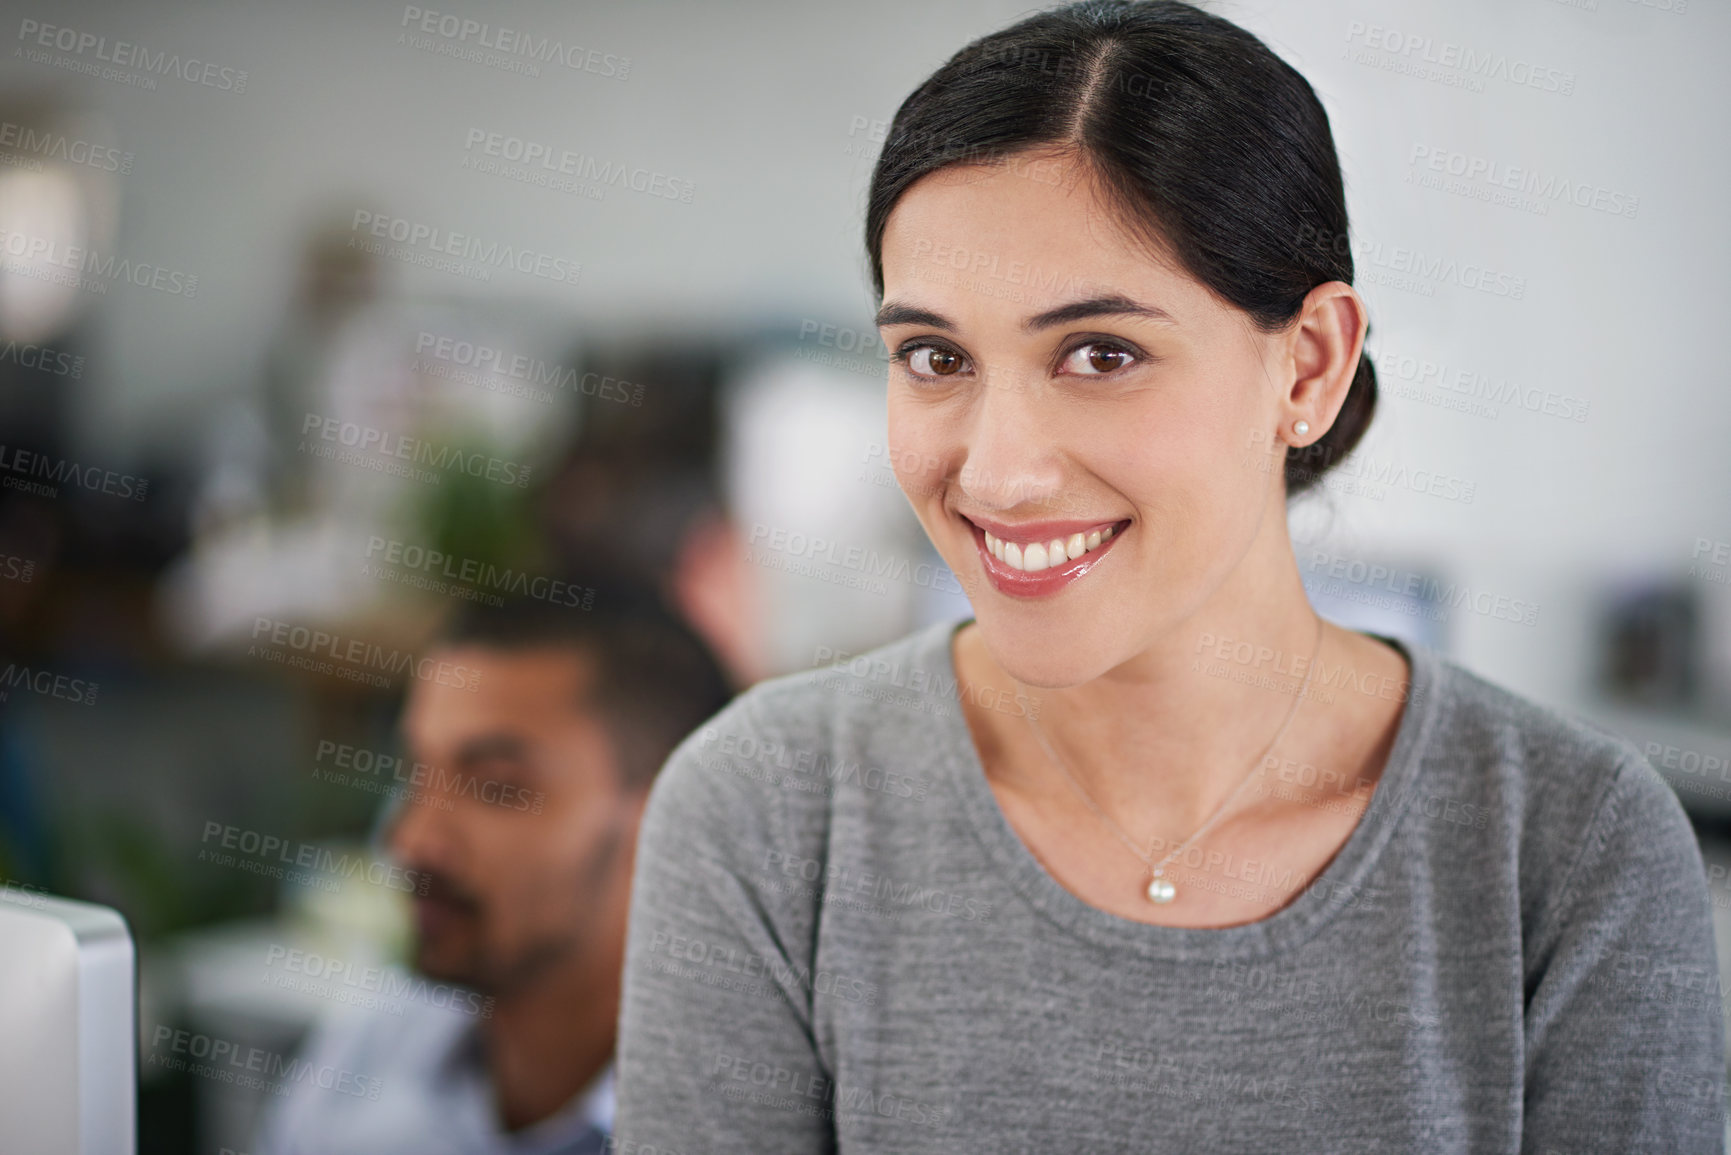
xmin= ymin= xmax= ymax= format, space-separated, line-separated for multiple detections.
xmin=1023 ymin=614 xmax=1324 ymax=905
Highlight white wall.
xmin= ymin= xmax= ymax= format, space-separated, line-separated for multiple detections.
xmin=3 ymin=0 xmax=1726 ymax=715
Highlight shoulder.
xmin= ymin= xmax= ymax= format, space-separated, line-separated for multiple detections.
xmin=254 ymin=1001 xmax=470 ymax=1148
xmin=727 ymin=616 xmax=962 ymax=743
xmin=1423 ymin=649 xmax=1664 ymax=823
xmin=290 ymin=996 xmax=471 ymax=1080
xmin=641 ymin=618 xmax=961 ymax=859
xmin=1416 ymin=647 xmax=1700 ymax=931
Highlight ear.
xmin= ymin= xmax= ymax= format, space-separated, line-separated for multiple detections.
xmin=1281 ymin=281 xmax=1367 ymax=447
xmin=665 ymin=512 xmax=763 ymax=687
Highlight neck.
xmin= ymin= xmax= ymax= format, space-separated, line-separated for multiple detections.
xmin=481 ymin=927 xmax=624 ymax=1132
xmin=964 ymin=510 xmax=1347 ymax=836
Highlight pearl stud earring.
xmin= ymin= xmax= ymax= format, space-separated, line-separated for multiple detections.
xmin=1292 ymin=420 xmax=1310 ymax=437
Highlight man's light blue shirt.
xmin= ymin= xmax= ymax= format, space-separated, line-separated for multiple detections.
xmin=253 ymin=997 xmax=613 ymax=1155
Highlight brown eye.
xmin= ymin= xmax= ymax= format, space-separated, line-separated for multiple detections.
xmin=908 ymin=346 xmax=968 ymax=377
xmin=1059 ymin=341 xmax=1138 ymax=376
xmin=1089 ymin=347 xmax=1128 ymax=373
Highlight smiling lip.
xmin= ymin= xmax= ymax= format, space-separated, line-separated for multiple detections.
xmin=962 ymin=513 xmax=1130 ymax=599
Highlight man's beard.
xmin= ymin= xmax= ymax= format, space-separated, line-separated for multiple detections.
xmin=409 ymin=819 xmax=624 ymax=997
xmin=408 ymin=868 xmax=488 ymax=988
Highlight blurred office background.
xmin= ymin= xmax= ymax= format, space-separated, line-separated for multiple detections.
xmin=0 ymin=0 xmax=1726 ymax=1148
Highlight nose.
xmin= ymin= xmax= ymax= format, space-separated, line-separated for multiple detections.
xmin=383 ymin=786 xmax=463 ymax=875
xmin=958 ymin=369 xmax=1065 ymax=512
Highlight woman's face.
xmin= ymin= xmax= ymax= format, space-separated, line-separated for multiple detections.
xmin=878 ymin=151 xmax=1309 ymax=688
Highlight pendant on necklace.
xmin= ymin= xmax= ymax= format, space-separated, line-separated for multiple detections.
xmin=1146 ymin=870 xmax=1176 ymax=904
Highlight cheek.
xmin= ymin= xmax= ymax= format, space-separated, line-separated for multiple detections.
xmin=1140 ymin=362 xmax=1266 ymax=478
xmin=1088 ymin=402 xmax=1198 ymax=493
xmin=486 ymin=858 xmax=578 ymax=946
xmin=886 ymin=396 xmax=948 ymax=504
xmin=514 ymin=805 xmax=612 ymax=901
xmin=1101 ymin=379 xmax=1268 ymax=530
xmin=455 ymin=814 xmax=529 ymax=907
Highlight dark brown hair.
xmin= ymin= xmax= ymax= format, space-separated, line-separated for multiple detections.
xmin=439 ymin=582 xmax=733 ymax=791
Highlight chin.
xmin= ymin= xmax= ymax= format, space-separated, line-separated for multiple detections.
xmin=971 ymin=609 xmax=1132 ymax=690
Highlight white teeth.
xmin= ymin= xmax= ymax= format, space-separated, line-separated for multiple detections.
xmin=982 ymin=522 xmax=1123 ymax=572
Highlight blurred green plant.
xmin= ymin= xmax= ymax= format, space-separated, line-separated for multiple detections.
xmin=406 ymin=428 xmax=549 ymax=578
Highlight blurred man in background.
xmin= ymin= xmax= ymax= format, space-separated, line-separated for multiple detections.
xmin=253 ymin=584 xmax=733 ymax=1154
xmin=540 ymin=340 xmax=768 ymax=688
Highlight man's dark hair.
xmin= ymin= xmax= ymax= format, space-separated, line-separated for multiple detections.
xmin=436 ymin=580 xmax=734 ymax=791
xmin=543 ymin=341 xmax=733 ymax=582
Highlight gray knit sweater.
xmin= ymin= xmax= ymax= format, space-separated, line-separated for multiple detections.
xmin=614 ymin=617 xmax=1726 ymax=1153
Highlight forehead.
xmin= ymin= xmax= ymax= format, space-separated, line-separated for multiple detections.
xmin=402 ymin=646 xmax=596 ymax=742
xmin=878 ymin=154 xmax=1192 ymax=315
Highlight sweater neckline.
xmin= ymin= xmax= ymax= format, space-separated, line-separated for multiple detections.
xmin=925 ymin=615 xmax=1442 ymax=961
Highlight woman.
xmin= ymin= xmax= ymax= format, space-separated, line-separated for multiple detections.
xmin=613 ymin=2 xmax=1725 ymax=1151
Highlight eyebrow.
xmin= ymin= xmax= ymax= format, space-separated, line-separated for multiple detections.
xmin=873 ymin=293 xmax=1175 ymax=332
xmin=874 ymin=302 xmax=953 ymax=330
xmin=1023 ymin=294 xmax=1175 ymax=331
xmin=452 ymin=732 xmax=529 ymax=764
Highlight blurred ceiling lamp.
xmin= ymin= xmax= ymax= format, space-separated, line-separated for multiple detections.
xmin=0 ymin=102 xmax=121 ymax=344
